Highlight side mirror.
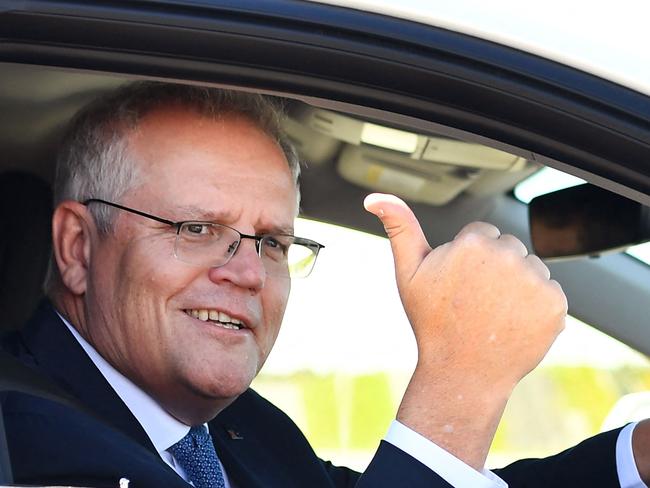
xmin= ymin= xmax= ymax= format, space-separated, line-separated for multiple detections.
xmin=529 ymin=184 xmax=650 ymax=259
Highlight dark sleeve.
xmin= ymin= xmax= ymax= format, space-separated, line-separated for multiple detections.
xmin=357 ymin=441 xmax=453 ymax=487
xmin=320 ymin=459 xmax=360 ymax=487
xmin=328 ymin=428 xmax=623 ymax=488
xmin=321 ymin=441 xmax=452 ymax=488
xmin=494 ymin=427 xmax=623 ymax=487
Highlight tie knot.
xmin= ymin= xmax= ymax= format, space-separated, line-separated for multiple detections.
xmin=187 ymin=425 xmax=211 ymax=447
xmin=168 ymin=426 xmax=225 ymax=488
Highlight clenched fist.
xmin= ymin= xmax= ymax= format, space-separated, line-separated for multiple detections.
xmin=364 ymin=193 xmax=567 ymax=470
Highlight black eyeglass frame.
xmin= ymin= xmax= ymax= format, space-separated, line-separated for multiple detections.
xmin=83 ymin=198 xmax=324 ymax=274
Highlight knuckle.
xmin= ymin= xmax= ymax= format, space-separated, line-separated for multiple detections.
xmin=499 ymin=234 xmax=529 ymax=255
xmin=526 ymin=254 xmax=542 ymax=266
xmin=499 ymin=233 xmax=518 ymax=243
xmin=456 ymin=221 xmax=496 ymax=238
xmin=526 ymin=254 xmax=551 ymax=275
xmin=548 ymin=279 xmax=569 ymax=311
xmin=454 ymin=230 xmax=487 ymax=249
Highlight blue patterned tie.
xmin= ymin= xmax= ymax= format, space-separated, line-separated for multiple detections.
xmin=168 ymin=426 xmax=226 ymax=488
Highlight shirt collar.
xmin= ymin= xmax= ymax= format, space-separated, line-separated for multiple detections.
xmin=57 ymin=311 xmax=191 ymax=454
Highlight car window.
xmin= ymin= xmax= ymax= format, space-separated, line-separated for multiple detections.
xmin=252 ymin=166 xmax=650 ymax=471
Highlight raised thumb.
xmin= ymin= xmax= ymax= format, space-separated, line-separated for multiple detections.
xmin=364 ymin=193 xmax=431 ymax=282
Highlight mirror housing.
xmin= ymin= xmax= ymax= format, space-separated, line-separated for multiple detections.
xmin=529 ymin=184 xmax=650 ymax=259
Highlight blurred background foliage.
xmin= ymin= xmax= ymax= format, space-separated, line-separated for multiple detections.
xmin=253 ymin=364 xmax=650 ymax=471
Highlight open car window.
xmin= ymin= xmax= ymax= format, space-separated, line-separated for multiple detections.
xmin=253 ymin=161 xmax=650 ymax=471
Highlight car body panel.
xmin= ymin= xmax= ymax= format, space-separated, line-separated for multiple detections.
xmin=311 ymin=0 xmax=650 ymax=96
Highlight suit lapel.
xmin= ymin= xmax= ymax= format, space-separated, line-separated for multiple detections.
xmin=210 ymin=416 xmax=271 ymax=487
xmin=208 ymin=391 xmax=310 ymax=488
xmin=20 ymin=301 xmax=157 ymax=454
xmin=210 ymin=414 xmax=264 ymax=487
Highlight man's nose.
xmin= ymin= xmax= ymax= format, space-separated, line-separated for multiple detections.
xmin=208 ymin=238 xmax=265 ymax=291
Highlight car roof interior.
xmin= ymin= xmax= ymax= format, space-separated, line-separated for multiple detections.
xmin=1 ymin=61 xmax=650 ymax=358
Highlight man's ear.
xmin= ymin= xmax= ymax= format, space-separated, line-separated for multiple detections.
xmin=51 ymin=201 xmax=95 ymax=296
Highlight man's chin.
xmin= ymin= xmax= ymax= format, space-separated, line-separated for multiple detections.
xmin=166 ymin=358 xmax=260 ymax=422
xmin=193 ymin=370 xmax=256 ymax=404
xmin=202 ymin=380 xmax=252 ymax=403
xmin=167 ymin=384 xmax=247 ymax=425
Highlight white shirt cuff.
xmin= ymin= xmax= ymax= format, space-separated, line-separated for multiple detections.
xmin=617 ymin=422 xmax=648 ymax=488
xmin=384 ymin=420 xmax=507 ymax=488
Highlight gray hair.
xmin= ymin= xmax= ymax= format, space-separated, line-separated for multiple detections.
xmin=54 ymin=81 xmax=300 ymax=232
xmin=46 ymin=81 xmax=301 ymax=293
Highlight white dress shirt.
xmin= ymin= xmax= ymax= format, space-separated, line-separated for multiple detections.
xmin=618 ymin=423 xmax=647 ymax=488
xmin=60 ymin=313 xmax=645 ymax=488
xmin=61 ymin=315 xmax=233 ymax=487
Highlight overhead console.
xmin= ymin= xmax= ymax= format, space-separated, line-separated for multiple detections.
xmin=284 ymin=107 xmax=537 ymax=206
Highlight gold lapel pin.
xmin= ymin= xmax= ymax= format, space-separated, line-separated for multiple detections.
xmin=227 ymin=428 xmax=244 ymax=440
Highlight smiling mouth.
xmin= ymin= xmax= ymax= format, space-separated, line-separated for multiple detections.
xmin=184 ymin=309 xmax=246 ymax=330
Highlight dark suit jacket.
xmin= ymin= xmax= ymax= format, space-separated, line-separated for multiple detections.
xmin=1 ymin=302 xmax=623 ymax=487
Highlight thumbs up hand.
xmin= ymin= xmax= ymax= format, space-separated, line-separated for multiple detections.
xmin=364 ymin=193 xmax=566 ymax=470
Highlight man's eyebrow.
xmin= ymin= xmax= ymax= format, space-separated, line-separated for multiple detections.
xmin=264 ymin=224 xmax=295 ymax=236
xmin=172 ymin=205 xmax=235 ymax=222
xmin=173 ymin=205 xmax=295 ymax=235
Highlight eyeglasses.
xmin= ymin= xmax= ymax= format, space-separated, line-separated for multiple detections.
xmin=83 ymin=199 xmax=324 ymax=279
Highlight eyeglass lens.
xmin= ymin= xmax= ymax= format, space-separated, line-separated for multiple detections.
xmin=174 ymin=222 xmax=318 ymax=278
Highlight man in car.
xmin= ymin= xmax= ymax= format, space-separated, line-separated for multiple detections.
xmin=2 ymin=82 xmax=648 ymax=487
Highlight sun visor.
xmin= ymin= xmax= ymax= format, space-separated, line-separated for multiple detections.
xmin=420 ymin=137 xmax=526 ymax=171
xmin=286 ymin=107 xmax=532 ymax=205
xmin=337 ymin=145 xmax=481 ymax=205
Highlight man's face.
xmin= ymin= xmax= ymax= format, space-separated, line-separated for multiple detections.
xmin=83 ymin=107 xmax=298 ymax=422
